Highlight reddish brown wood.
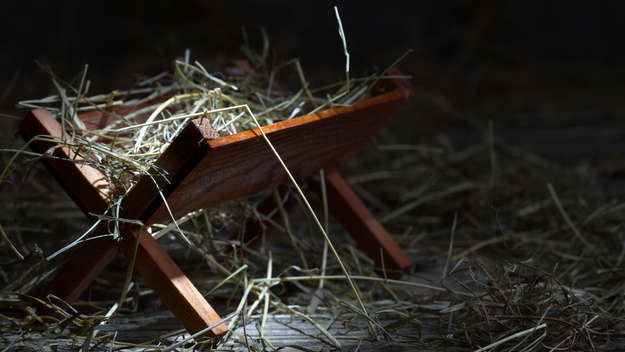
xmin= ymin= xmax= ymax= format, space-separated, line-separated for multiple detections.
xmin=42 ymin=236 xmax=118 ymax=303
xmin=240 ymin=187 xmax=297 ymax=248
xmin=118 ymin=118 xmax=214 ymax=221
xmin=147 ymin=87 xmax=412 ymax=224
xmin=117 ymin=224 xmax=227 ymax=338
xmin=20 ymin=110 xmax=121 ymax=309
xmin=312 ymin=170 xmax=412 ymax=276
xmin=19 ymin=110 xmax=226 ymax=339
xmin=77 ymin=94 xmax=175 ymax=130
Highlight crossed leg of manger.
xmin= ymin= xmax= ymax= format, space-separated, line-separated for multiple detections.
xmin=242 ymin=173 xmax=412 ymax=277
xmin=20 ymin=109 xmax=229 ymax=339
xmin=19 ymin=95 xmax=413 ymax=341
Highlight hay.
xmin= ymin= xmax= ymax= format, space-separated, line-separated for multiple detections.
xmin=2 ymin=20 xmax=625 ymax=352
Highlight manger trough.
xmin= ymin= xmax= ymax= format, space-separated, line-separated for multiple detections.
xmin=18 ymin=68 xmax=412 ymax=341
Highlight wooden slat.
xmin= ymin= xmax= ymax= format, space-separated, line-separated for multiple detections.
xmin=147 ymin=87 xmax=411 ymax=224
xmin=314 ymin=170 xmax=412 ymax=276
xmin=19 ymin=109 xmax=121 ymax=308
xmin=117 ymin=224 xmax=227 ymax=338
xmin=119 ymin=118 xmax=214 ymax=221
xmin=19 ymin=109 xmax=110 ymax=216
xmin=41 ymin=236 xmax=118 ymax=303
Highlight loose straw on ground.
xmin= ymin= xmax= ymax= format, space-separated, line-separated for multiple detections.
xmin=473 ymin=323 xmax=547 ymax=352
xmin=244 ymin=104 xmax=375 ymax=335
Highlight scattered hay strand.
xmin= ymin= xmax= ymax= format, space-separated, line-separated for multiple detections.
xmin=2 ymin=12 xmax=625 ymax=352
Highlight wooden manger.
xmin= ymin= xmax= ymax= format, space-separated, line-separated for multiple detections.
xmin=18 ymin=69 xmax=413 ymax=341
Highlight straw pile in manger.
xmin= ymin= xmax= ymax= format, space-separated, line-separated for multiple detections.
xmin=2 ymin=26 xmax=625 ymax=352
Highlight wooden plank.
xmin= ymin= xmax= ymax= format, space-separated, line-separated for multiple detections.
xmin=314 ymin=170 xmax=412 ymax=276
xmin=18 ymin=109 xmax=226 ymax=339
xmin=76 ymin=94 xmax=174 ymax=130
xmin=19 ymin=109 xmax=121 ymax=308
xmin=40 ymin=236 xmax=118 ymax=303
xmin=147 ymin=87 xmax=412 ymax=224
xmin=83 ymin=312 xmax=435 ymax=351
xmin=117 ymin=224 xmax=227 ymax=338
xmin=118 ymin=118 xmax=214 ymax=221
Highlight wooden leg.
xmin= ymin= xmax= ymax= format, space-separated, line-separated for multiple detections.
xmin=21 ymin=109 xmax=227 ymax=339
xmin=118 ymin=225 xmax=228 ymax=338
xmin=312 ymin=170 xmax=412 ymax=277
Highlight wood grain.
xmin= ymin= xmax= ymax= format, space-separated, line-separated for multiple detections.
xmin=147 ymin=87 xmax=411 ymax=224
xmin=118 ymin=118 xmax=214 ymax=221
xmin=41 ymin=236 xmax=118 ymax=303
xmin=117 ymin=224 xmax=228 ymax=338
xmin=313 ymin=170 xmax=413 ymax=276
xmin=19 ymin=109 xmax=110 ymax=216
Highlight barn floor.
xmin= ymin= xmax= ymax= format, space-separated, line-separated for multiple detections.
xmin=2 ymin=5 xmax=625 ymax=348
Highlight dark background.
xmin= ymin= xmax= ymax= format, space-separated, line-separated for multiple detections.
xmin=2 ymin=1 xmax=625 ymax=154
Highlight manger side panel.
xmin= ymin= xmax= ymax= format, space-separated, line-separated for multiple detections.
xmin=41 ymin=237 xmax=118 ymax=303
xmin=77 ymin=95 xmax=174 ymax=130
xmin=120 ymin=119 xmax=211 ymax=222
xmin=147 ymin=95 xmax=407 ymax=223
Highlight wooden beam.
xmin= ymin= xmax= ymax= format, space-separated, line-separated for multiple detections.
xmin=41 ymin=236 xmax=117 ymax=303
xmin=19 ymin=109 xmax=110 ymax=216
xmin=147 ymin=86 xmax=412 ymax=223
xmin=313 ymin=170 xmax=412 ymax=277
xmin=117 ymin=224 xmax=227 ymax=338
xmin=20 ymin=109 xmax=120 ymax=307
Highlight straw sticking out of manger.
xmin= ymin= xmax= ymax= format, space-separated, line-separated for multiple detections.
xmin=13 ymin=57 xmax=382 ymax=198
xmin=3 ymin=18 xmax=625 ymax=352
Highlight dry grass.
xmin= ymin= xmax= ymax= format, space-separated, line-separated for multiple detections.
xmin=2 ymin=27 xmax=625 ymax=352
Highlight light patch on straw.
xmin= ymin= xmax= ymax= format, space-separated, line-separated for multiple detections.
xmin=133 ymin=93 xmax=200 ymax=152
xmin=112 ymin=104 xmax=247 ymax=133
xmin=334 ymin=6 xmax=350 ymax=92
